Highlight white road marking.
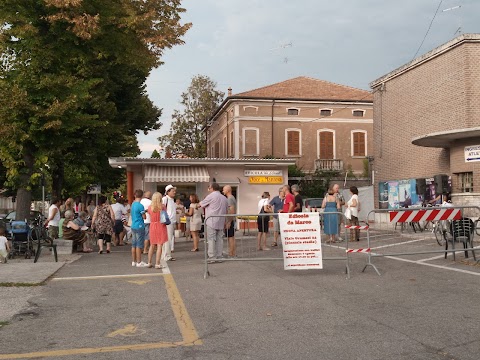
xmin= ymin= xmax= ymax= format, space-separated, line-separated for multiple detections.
xmin=52 ymin=273 xmax=166 ymax=281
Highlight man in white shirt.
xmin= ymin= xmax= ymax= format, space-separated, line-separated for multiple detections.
xmin=140 ymin=191 xmax=152 ymax=253
xmin=111 ymin=198 xmax=127 ymax=246
xmin=162 ymin=185 xmax=176 ymax=261
xmin=44 ymin=197 xmax=61 ymax=240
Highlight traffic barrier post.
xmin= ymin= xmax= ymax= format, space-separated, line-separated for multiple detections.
xmin=362 ymin=206 xmax=480 ymax=275
xmin=203 ymin=212 xmax=351 ymax=279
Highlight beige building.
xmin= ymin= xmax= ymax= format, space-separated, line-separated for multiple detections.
xmin=370 ymin=34 xmax=480 ymax=208
xmin=207 ymin=77 xmax=373 ymax=175
xmin=108 ymin=157 xmax=294 ymax=216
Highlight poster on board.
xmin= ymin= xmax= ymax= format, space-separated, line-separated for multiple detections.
xmin=279 ymin=212 xmax=323 ymax=270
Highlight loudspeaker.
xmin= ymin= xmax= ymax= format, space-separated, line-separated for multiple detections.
xmin=434 ymin=174 xmax=450 ymax=194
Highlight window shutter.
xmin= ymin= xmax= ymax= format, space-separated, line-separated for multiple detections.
xmin=319 ymin=132 xmax=334 ymax=159
xmin=287 ymin=131 xmax=300 ymax=155
xmin=353 ymin=132 xmax=365 ymax=156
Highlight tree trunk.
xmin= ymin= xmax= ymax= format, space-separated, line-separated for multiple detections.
xmin=15 ymin=152 xmax=34 ymax=221
xmin=52 ymin=160 xmax=64 ymax=200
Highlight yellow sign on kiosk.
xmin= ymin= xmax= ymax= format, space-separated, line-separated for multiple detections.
xmin=249 ymin=176 xmax=283 ymax=184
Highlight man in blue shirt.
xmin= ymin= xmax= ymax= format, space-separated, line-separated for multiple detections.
xmin=269 ymin=187 xmax=285 ymax=247
xmin=130 ymin=189 xmax=147 ymax=267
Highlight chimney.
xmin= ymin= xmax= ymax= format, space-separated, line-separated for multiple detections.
xmin=228 ymin=87 xmax=232 ymax=97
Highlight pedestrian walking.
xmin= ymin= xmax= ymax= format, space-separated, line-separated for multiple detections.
xmin=44 ymin=197 xmax=61 ymax=240
xmin=91 ymin=196 xmax=115 ymax=254
xmin=146 ymin=192 xmax=168 ymax=269
xmin=223 ymin=185 xmax=237 ymax=257
xmin=186 ymin=194 xmax=202 ymax=252
xmin=291 ymin=184 xmax=303 ymax=212
xmin=140 ymin=191 xmax=152 ymax=254
xmin=257 ymin=192 xmax=273 ymax=250
xmin=269 ymin=187 xmax=285 ymax=247
xmin=322 ymin=187 xmax=341 ymax=244
xmin=346 ymin=186 xmax=360 ymax=241
xmin=199 ymin=183 xmax=228 ymax=263
xmin=162 ymin=185 xmax=177 ymax=261
xmin=130 ymin=189 xmax=148 ymax=267
xmin=332 ymin=183 xmax=345 ymax=241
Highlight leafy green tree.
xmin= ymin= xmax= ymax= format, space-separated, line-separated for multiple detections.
xmin=0 ymin=0 xmax=191 ymax=220
xmin=151 ymin=149 xmax=162 ymax=158
xmin=159 ymin=75 xmax=225 ymax=158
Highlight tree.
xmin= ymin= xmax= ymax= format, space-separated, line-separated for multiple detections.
xmin=151 ymin=149 xmax=161 ymax=158
xmin=159 ymin=75 xmax=224 ymax=158
xmin=0 ymin=0 xmax=191 ymax=220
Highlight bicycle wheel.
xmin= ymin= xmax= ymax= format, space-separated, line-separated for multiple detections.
xmin=434 ymin=223 xmax=445 ymax=246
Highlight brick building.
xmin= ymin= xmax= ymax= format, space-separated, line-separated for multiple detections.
xmin=370 ymin=34 xmax=480 ymax=209
xmin=207 ymin=77 xmax=373 ymax=175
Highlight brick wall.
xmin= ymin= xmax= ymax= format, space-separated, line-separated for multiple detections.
xmin=372 ymin=37 xmax=480 ymax=205
xmin=209 ymin=100 xmax=373 ymax=173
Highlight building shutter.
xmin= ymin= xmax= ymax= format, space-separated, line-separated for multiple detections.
xmin=214 ymin=141 xmax=220 ymax=158
xmin=319 ymin=131 xmax=334 ymax=159
xmin=287 ymin=131 xmax=300 ymax=155
xmin=353 ymin=132 xmax=366 ymax=156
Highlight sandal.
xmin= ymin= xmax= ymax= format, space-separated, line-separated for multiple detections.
xmin=155 ymin=264 xmax=165 ymax=269
xmin=106 ymin=250 xmax=111 ymax=253
xmin=98 ymin=250 xmax=103 ymax=254
xmin=271 ymin=242 xmax=278 ymax=247
xmin=190 ymin=248 xmax=199 ymax=252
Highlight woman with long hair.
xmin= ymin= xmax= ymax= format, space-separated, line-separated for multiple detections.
xmin=186 ymin=193 xmax=202 ymax=252
xmin=147 ymin=192 xmax=169 ymax=268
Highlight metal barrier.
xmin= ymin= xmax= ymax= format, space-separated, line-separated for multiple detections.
xmin=359 ymin=206 xmax=480 ymax=276
xmin=203 ymin=212 xmax=351 ymax=279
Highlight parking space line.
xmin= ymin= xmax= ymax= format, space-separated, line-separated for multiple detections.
xmin=51 ymin=273 xmax=167 ymax=281
xmin=382 ymin=255 xmax=480 ymax=276
xmin=0 ymin=265 xmax=201 ymax=359
xmin=371 ymin=238 xmax=427 ymax=249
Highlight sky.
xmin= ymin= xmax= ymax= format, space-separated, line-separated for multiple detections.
xmin=139 ymin=0 xmax=479 ymax=157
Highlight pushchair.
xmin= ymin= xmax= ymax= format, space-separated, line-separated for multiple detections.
xmin=8 ymin=220 xmax=35 ymax=259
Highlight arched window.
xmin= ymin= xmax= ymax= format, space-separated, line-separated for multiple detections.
xmin=287 ymin=108 xmax=300 ymax=116
xmin=320 ymin=108 xmax=332 ymax=117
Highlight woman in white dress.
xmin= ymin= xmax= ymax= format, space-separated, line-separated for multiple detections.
xmin=186 ymin=194 xmax=203 ymax=252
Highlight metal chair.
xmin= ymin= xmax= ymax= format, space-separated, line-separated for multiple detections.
xmin=445 ymin=217 xmax=475 ymax=261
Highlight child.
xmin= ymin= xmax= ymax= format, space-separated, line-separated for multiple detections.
xmin=0 ymin=227 xmax=11 ymax=263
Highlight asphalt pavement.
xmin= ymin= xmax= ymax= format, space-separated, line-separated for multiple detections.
xmin=1 ymin=235 xmax=480 ymax=360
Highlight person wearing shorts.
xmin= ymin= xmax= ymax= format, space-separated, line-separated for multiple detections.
xmin=269 ymin=187 xmax=285 ymax=247
xmin=130 ymin=189 xmax=147 ymax=267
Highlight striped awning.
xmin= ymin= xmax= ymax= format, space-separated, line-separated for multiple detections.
xmin=144 ymin=166 xmax=210 ymax=183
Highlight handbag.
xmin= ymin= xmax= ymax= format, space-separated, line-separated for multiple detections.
xmin=160 ymin=210 xmax=171 ymax=225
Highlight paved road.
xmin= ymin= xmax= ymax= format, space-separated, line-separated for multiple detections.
xmin=1 ymin=237 xmax=480 ymax=360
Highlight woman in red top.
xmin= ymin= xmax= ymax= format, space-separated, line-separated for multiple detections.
xmin=147 ymin=192 xmax=168 ymax=269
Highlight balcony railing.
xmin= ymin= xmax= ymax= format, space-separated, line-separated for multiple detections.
xmin=315 ymin=159 xmax=344 ymax=171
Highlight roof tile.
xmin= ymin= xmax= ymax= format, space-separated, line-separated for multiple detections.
xmin=235 ymin=76 xmax=372 ymax=102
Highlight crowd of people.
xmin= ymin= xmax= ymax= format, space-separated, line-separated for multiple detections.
xmin=35 ymin=182 xmax=362 ymax=267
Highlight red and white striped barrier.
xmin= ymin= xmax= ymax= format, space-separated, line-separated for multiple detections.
xmin=346 ymin=248 xmax=371 ymax=253
xmin=344 ymin=225 xmax=369 ymax=230
xmin=389 ymin=208 xmax=462 ymax=223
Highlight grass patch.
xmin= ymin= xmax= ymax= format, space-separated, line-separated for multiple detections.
xmin=0 ymin=321 xmax=9 ymax=327
xmin=0 ymin=282 xmax=44 ymax=287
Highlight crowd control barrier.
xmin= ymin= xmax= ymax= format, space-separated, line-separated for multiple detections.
xmin=203 ymin=212 xmax=351 ymax=279
xmin=360 ymin=206 xmax=480 ymax=276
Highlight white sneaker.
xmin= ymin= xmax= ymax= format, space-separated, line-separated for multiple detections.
xmin=131 ymin=261 xmax=136 ymax=267
xmin=136 ymin=261 xmax=148 ymax=267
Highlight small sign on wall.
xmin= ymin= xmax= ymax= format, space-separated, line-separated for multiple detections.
xmin=244 ymin=170 xmax=283 ymax=176
xmin=465 ymin=145 xmax=480 ymax=162
xmin=248 ymin=176 xmax=283 ymax=184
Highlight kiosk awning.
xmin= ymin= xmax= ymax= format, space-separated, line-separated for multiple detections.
xmin=144 ymin=166 xmax=210 ymax=183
